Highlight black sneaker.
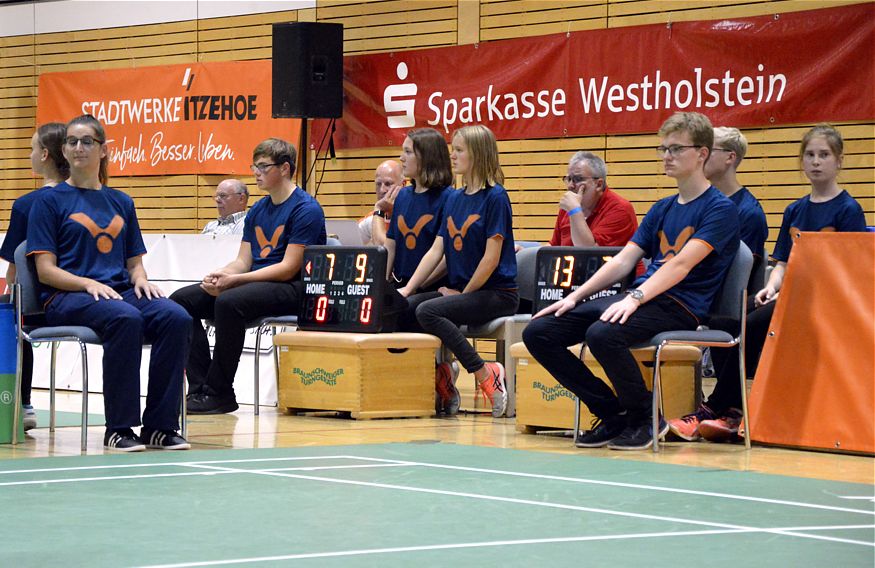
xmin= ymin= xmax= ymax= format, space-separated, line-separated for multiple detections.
xmin=187 ymin=393 xmax=239 ymax=415
xmin=104 ymin=428 xmax=146 ymax=452
xmin=607 ymin=419 xmax=670 ymax=451
xmin=575 ymin=415 xmax=626 ymax=448
xmin=141 ymin=428 xmax=191 ymax=450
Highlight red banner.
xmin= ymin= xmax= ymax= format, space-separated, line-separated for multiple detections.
xmin=316 ymin=3 xmax=874 ymax=149
xmin=37 ymin=61 xmax=301 ymax=176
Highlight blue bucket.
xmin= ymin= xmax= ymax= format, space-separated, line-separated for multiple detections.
xmin=0 ymin=304 xmax=16 ymax=375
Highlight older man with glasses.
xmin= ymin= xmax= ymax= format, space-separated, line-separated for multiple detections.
xmin=202 ymin=179 xmax=249 ymax=235
xmin=549 ymin=151 xmax=639 ymax=249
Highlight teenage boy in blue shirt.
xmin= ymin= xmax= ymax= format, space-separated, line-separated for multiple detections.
xmin=523 ymin=112 xmax=740 ymax=450
xmin=171 ymin=138 xmax=326 ymax=414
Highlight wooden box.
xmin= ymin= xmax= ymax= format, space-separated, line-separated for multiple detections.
xmin=511 ymin=342 xmax=701 ymax=433
xmin=275 ymin=331 xmax=440 ymax=419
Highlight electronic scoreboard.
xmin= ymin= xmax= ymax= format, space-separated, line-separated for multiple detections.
xmin=298 ymin=246 xmax=389 ymax=332
xmin=532 ymin=246 xmax=634 ymax=314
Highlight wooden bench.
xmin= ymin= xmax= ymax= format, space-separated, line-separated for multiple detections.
xmin=275 ymin=331 xmax=440 ymax=420
xmin=511 ymin=341 xmax=701 ymax=433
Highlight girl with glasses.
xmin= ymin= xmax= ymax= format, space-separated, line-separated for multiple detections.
xmin=25 ymin=114 xmax=192 ymax=451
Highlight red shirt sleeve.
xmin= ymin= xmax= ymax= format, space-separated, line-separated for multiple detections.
xmin=549 ymin=209 xmax=572 ymax=246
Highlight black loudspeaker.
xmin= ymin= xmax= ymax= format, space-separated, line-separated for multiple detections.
xmin=272 ymin=22 xmax=344 ymax=119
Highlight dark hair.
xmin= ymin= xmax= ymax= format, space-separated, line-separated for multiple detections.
xmin=36 ymin=122 xmax=70 ymax=179
xmin=253 ymin=138 xmax=297 ymax=179
xmin=407 ymin=128 xmax=453 ymax=190
xmin=67 ymin=114 xmax=109 ymax=185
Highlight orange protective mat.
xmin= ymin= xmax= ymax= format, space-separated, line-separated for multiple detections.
xmin=750 ymin=233 xmax=874 ymax=454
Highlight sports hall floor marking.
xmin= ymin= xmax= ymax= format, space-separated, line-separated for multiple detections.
xmin=4 ymin=452 xmax=872 ymax=565
xmin=1 ymin=453 xmax=872 ymax=518
xmin=136 ymin=526 xmax=875 ymax=568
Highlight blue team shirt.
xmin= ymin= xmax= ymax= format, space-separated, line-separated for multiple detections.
xmin=0 ymin=185 xmax=53 ymax=263
xmin=772 ymin=190 xmax=866 ymax=262
xmin=386 ymin=184 xmax=451 ymax=281
xmin=438 ymin=184 xmax=517 ymax=291
xmin=243 ymin=187 xmax=326 ymax=273
xmin=26 ymin=182 xmax=147 ymax=298
xmin=729 ymin=187 xmax=768 ymax=258
xmin=631 ymin=186 xmax=740 ymax=320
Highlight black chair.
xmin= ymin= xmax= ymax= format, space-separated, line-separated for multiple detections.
xmin=459 ymin=245 xmax=539 ymax=417
xmin=640 ymin=241 xmax=754 ymax=452
xmin=571 ymin=242 xmax=754 ymax=452
xmin=13 ymin=241 xmax=187 ymax=451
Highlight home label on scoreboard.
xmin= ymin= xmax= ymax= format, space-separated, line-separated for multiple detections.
xmin=532 ymin=246 xmax=633 ymax=314
xmin=298 ymin=245 xmax=389 ymax=333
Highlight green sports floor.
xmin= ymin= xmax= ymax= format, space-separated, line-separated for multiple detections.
xmin=1 ymin=443 xmax=872 ymax=567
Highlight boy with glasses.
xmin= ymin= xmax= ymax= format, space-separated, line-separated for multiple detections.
xmin=171 ymin=139 xmax=326 ymax=414
xmin=523 ymin=112 xmax=740 ymax=450
xmin=702 ymin=127 xmax=768 ymax=286
xmin=549 ymin=151 xmax=638 ymax=249
xmin=202 ymin=179 xmax=249 ymax=235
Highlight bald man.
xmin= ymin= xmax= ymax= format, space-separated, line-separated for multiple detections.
xmin=360 ymin=160 xmax=404 ymax=245
xmin=202 ymin=179 xmax=249 ymax=235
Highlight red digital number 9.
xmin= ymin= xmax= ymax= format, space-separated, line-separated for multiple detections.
xmin=315 ymin=295 xmax=328 ymax=322
xmin=359 ymin=297 xmax=372 ymax=324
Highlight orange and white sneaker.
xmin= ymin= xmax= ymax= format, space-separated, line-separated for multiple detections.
xmin=667 ymin=404 xmax=716 ymax=441
xmin=435 ymin=362 xmax=461 ymax=416
xmin=698 ymin=408 xmax=743 ymax=442
xmin=477 ymin=362 xmax=507 ymax=418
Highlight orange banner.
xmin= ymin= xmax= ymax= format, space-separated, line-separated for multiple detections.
xmin=749 ymin=233 xmax=874 ymax=455
xmin=36 ymin=61 xmax=300 ymax=176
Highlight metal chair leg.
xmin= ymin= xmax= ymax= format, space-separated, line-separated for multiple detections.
xmin=181 ymin=375 xmax=188 ymax=439
xmin=12 ymin=287 xmax=23 ymax=444
xmin=652 ymin=344 xmax=665 ymax=453
xmin=50 ymin=342 xmax=57 ymax=432
xmin=253 ymin=322 xmax=268 ymax=416
xmin=271 ymin=326 xmax=280 ymax=388
xmin=79 ymin=341 xmax=88 ymax=454
xmin=738 ymin=340 xmax=751 ymax=450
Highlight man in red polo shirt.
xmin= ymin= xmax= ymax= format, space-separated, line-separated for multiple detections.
xmin=549 ymin=151 xmax=638 ymax=248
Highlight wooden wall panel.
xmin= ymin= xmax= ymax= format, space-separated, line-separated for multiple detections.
xmin=2 ymin=0 xmax=872 ymax=252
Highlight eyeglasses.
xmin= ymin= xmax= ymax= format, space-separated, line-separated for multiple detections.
xmin=215 ymin=192 xmax=244 ymax=201
xmin=562 ymin=175 xmax=599 ymax=186
xmin=711 ymin=148 xmax=734 ymax=154
xmin=65 ymin=136 xmax=103 ymax=149
xmin=656 ymin=145 xmax=701 ymax=158
xmin=250 ymin=162 xmax=281 ymax=173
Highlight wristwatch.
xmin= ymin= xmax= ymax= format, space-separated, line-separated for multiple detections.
xmin=626 ymin=288 xmax=644 ymax=301
xmin=373 ymin=210 xmax=387 ymax=219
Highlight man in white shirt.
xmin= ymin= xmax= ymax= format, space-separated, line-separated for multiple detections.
xmin=202 ymin=179 xmax=248 ymax=235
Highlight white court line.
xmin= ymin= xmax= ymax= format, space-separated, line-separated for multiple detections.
xmin=137 ymin=524 xmax=875 ymax=568
xmin=3 ymin=452 xmax=871 ymax=517
xmin=182 ymin=463 xmax=875 ymax=548
xmin=133 ymin=528 xmax=760 ymax=568
xmin=341 ymin=455 xmax=875 ymax=517
xmin=0 ymin=463 xmax=409 ymax=487
xmin=0 ymin=455 xmax=382 ymax=476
